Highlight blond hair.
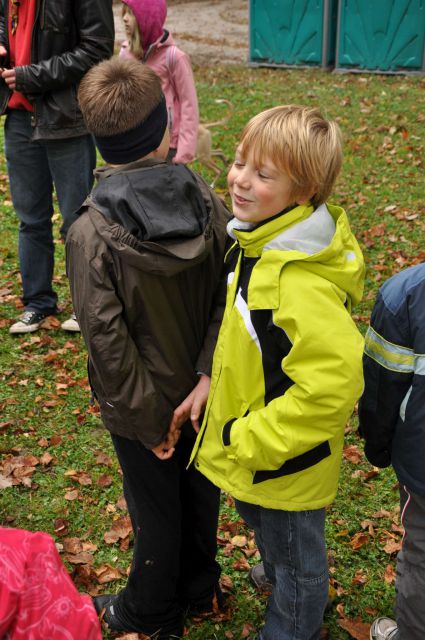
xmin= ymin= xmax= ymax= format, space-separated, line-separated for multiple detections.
xmin=122 ymin=4 xmax=144 ymax=59
xmin=78 ymin=57 xmax=162 ymax=136
xmin=239 ymin=105 xmax=342 ymax=207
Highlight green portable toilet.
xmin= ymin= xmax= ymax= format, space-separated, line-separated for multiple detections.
xmin=335 ymin=0 xmax=425 ymax=73
xmin=250 ymin=0 xmax=338 ymax=68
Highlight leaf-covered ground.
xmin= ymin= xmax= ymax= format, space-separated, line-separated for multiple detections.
xmin=0 ymin=66 xmax=424 ymax=640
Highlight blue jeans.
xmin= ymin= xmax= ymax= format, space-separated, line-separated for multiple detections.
xmin=236 ymin=500 xmax=328 ymax=640
xmin=4 ymin=109 xmax=96 ymax=314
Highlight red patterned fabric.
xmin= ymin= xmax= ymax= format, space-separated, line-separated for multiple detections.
xmin=0 ymin=527 xmax=101 ymax=640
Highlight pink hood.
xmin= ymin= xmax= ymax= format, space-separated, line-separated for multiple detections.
xmin=122 ymin=0 xmax=167 ymax=50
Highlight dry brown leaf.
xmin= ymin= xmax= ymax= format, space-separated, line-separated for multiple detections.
xmin=231 ymin=535 xmax=247 ymax=547
xmin=232 ymin=556 xmax=250 ymax=571
xmin=352 ymin=569 xmax=367 ymax=585
xmin=343 ymin=445 xmax=363 ymax=464
xmin=64 ymin=489 xmax=80 ymax=501
xmin=384 ymin=564 xmax=396 ymax=584
xmin=349 ymin=532 xmax=370 ymax=550
xmin=63 ymin=537 xmax=83 ymax=554
xmin=54 ymin=518 xmax=70 ymax=537
xmin=337 ymin=616 xmax=370 ymax=640
xmin=383 ymin=539 xmax=402 ymax=555
xmin=97 ymin=474 xmax=113 ymax=487
xmin=104 ymin=516 xmax=133 ymax=545
xmin=65 ymin=551 xmax=94 ymax=565
xmin=94 ymin=563 xmax=124 ymax=584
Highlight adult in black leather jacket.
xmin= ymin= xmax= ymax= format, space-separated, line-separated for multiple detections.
xmin=0 ymin=0 xmax=114 ymax=334
xmin=0 ymin=0 xmax=114 ymax=139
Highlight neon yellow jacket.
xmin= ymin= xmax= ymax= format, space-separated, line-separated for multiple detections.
xmin=190 ymin=203 xmax=365 ymax=510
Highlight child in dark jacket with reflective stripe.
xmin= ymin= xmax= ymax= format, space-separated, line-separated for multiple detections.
xmin=359 ymin=262 xmax=425 ymax=640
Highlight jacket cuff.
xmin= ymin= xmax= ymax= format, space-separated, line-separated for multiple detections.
xmin=222 ymin=418 xmax=236 ymax=446
xmin=364 ymin=443 xmax=392 ymax=468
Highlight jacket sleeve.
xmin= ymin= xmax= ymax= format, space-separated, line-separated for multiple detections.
xmin=358 ymin=291 xmax=414 ymax=468
xmin=15 ymin=0 xmax=114 ymax=95
xmin=0 ymin=0 xmax=6 ymax=50
xmin=195 ymin=178 xmax=231 ymax=375
xmin=66 ymin=219 xmax=171 ymax=450
xmin=171 ymin=49 xmax=199 ymax=164
xmin=224 ymin=267 xmax=365 ymax=471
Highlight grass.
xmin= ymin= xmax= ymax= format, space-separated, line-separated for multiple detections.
xmin=0 ymin=64 xmax=424 ymax=640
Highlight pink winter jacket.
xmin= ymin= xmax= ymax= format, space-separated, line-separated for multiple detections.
xmin=0 ymin=527 xmax=102 ymax=640
xmin=120 ymin=33 xmax=199 ymax=164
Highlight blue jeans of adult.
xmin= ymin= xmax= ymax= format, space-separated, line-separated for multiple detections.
xmin=236 ymin=499 xmax=328 ymax=640
xmin=4 ymin=109 xmax=96 ymax=315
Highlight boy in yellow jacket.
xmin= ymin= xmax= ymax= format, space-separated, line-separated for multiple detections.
xmin=170 ymin=105 xmax=365 ymax=639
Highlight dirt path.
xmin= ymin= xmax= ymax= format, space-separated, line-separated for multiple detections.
xmin=113 ymin=0 xmax=249 ymax=66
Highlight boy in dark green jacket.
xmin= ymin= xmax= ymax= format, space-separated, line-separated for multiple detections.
xmin=66 ymin=57 xmax=230 ymax=639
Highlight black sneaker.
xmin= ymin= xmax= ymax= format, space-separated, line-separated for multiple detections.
xmin=9 ymin=310 xmax=48 ymax=334
xmin=93 ymin=594 xmax=183 ymax=639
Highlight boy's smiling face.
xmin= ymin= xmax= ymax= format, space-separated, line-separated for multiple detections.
xmin=228 ymin=146 xmax=302 ymax=224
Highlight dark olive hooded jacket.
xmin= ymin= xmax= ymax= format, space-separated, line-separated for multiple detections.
xmin=66 ymin=159 xmax=230 ymax=448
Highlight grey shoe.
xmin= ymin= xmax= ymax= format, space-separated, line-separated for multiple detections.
xmin=370 ymin=617 xmax=399 ymax=640
xmin=249 ymin=562 xmax=335 ymax=612
xmin=9 ymin=310 xmax=48 ymax=334
xmin=249 ymin=563 xmax=273 ymax=594
xmin=61 ymin=312 xmax=80 ymax=332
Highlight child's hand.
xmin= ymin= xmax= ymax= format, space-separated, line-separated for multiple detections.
xmin=169 ymin=374 xmax=211 ymax=434
xmin=151 ymin=434 xmax=176 ymax=461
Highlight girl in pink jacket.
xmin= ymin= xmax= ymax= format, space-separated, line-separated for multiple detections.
xmin=120 ymin=0 xmax=199 ymax=164
xmin=0 ymin=527 xmax=102 ymax=640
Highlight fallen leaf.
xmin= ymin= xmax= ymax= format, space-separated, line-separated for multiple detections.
xmin=231 ymin=535 xmax=247 ymax=547
xmin=104 ymin=516 xmax=133 ymax=545
xmin=64 ymin=489 xmax=80 ymax=501
xmin=54 ymin=518 xmax=70 ymax=537
xmin=232 ymin=557 xmax=250 ymax=571
xmin=94 ymin=563 xmax=124 ymax=584
xmin=337 ymin=616 xmax=370 ymax=640
xmin=343 ymin=445 xmax=363 ymax=464
xmin=65 ymin=551 xmax=94 ymax=565
xmin=349 ymin=532 xmax=370 ymax=550
xmin=384 ymin=564 xmax=396 ymax=584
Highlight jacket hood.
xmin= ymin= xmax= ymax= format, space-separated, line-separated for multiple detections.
xmin=123 ymin=0 xmax=166 ymax=50
xmin=229 ymin=203 xmax=365 ymax=308
xmin=84 ymin=159 xmax=211 ymax=276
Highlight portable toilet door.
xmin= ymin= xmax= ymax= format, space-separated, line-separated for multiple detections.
xmin=250 ymin=0 xmax=338 ymax=68
xmin=335 ymin=0 xmax=425 ymax=74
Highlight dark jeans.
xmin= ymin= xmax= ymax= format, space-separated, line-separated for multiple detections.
xmin=4 ymin=109 xmax=96 ymax=315
xmin=236 ymin=500 xmax=328 ymax=640
xmin=396 ymin=485 xmax=425 ymax=640
xmin=111 ymin=431 xmax=221 ymax=637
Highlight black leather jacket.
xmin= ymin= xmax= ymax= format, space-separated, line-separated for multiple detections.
xmin=0 ymin=0 xmax=114 ymax=140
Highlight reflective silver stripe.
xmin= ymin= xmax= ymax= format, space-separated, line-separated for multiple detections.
xmin=234 ymin=288 xmax=261 ymax=353
xmin=415 ymin=355 xmax=425 ymax=375
xmin=364 ymin=326 xmax=414 ymax=373
xmin=399 ymin=386 xmax=412 ymax=422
